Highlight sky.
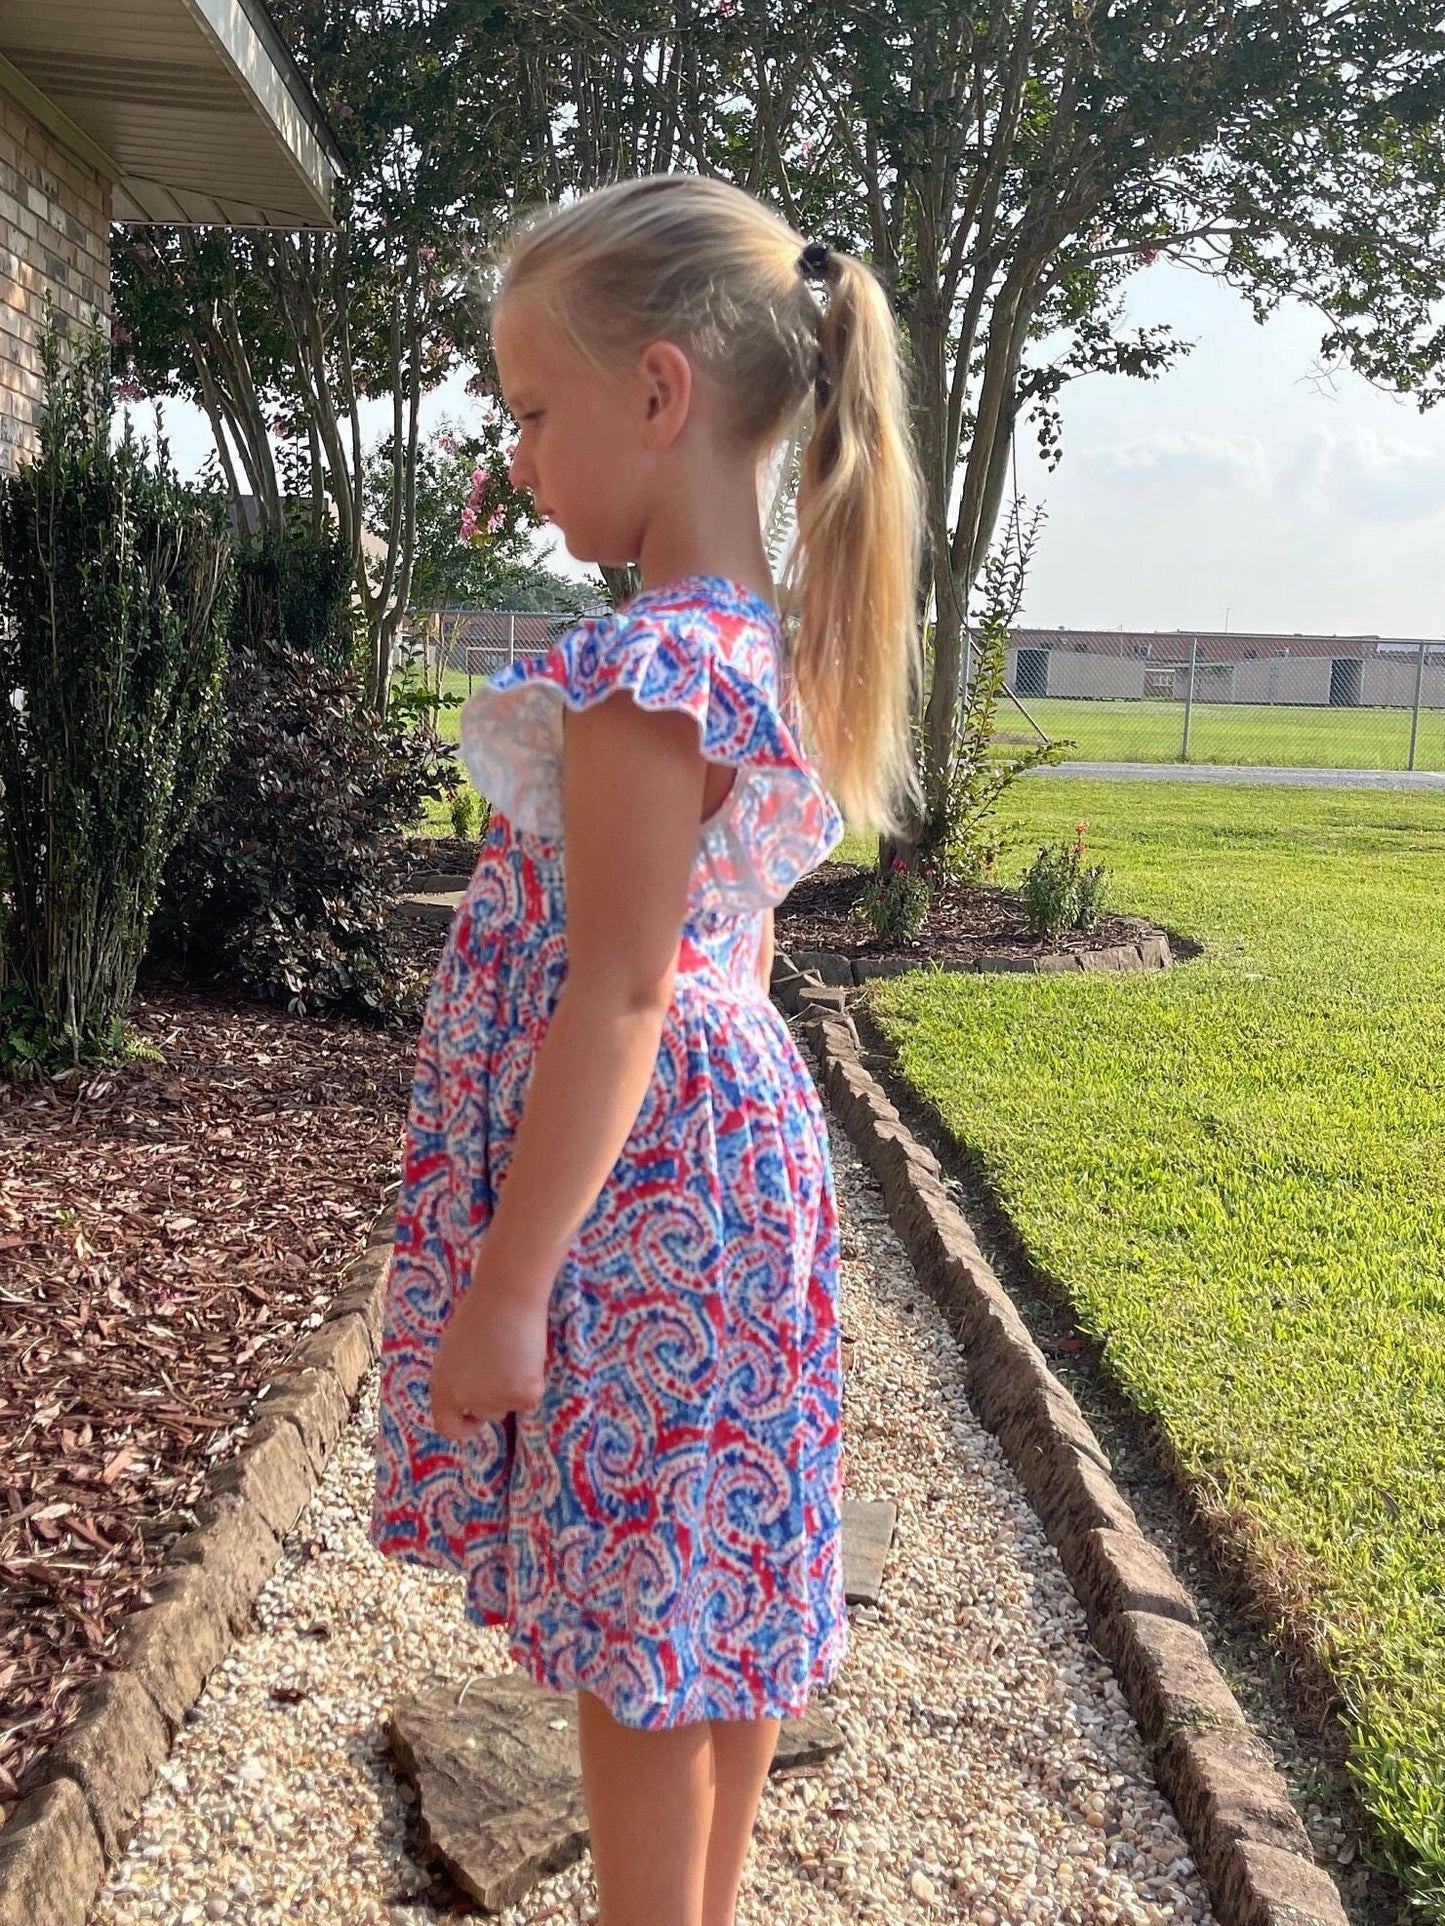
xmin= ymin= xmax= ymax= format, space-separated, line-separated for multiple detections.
xmin=136 ymin=258 xmax=1445 ymax=643
xmin=1011 ymin=262 xmax=1445 ymax=641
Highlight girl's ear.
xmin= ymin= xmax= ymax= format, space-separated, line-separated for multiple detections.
xmin=638 ymin=340 xmax=693 ymax=450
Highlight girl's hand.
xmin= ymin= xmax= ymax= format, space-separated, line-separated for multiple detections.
xmin=427 ymin=1265 xmax=550 ymax=1441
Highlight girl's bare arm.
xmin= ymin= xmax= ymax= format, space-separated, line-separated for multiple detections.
xmin=469 ymin=692 xmax=711 ymax=1307
xmin=758 ymin=906 xmax=774 ymax=997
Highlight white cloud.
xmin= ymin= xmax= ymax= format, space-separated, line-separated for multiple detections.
xmin=1081 ymin=430 xmax=1271 ymax=499
xmin=1283 ymin=424 xmax=1445 ymax=525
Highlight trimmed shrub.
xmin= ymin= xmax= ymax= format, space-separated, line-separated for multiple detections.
xmin=0 ymin=319 xmax=235 ymax=1079
xmin=859 ymin=858 xmax=932 ymax=942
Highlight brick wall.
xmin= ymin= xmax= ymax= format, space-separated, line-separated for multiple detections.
xmin=0 ymin=91 xmax=111 ymax=475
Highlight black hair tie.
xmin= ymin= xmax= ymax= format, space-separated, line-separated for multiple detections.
xmin=798 ymin=240 xmax=832 ymax=281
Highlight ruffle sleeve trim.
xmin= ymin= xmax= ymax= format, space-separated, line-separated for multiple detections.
xmin=457 ymin=588 xmax=843 ymax=912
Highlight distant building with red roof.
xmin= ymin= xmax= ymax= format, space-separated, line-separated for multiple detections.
xmin=1005 ymin=629 xmax=1445 ymax=709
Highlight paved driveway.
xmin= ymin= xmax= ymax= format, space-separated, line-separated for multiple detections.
xmin=1037 ymin=761 xmax=1445 ymax=792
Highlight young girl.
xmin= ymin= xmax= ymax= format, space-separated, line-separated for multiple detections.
xmin=371 ymin=173 xmax=922 ymax=1926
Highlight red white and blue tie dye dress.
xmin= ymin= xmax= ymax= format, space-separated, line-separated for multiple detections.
xmin=370 ymin=574 xmax=850 ymax=1730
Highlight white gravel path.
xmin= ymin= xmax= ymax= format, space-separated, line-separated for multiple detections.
xmin=88 ymin=1111 xmax=1219 ymax=1925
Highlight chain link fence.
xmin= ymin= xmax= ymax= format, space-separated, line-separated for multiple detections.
xmin=407 ymin=608 xmax=579 ymax=691
xmin=403 ymin=611 xmax=1445 ymax=777
xmin=1000 ymin=630 xmax=1445 ymax=773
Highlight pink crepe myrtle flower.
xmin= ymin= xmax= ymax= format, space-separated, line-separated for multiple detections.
xmin=459 ymin=465 xmax=508 ymax=545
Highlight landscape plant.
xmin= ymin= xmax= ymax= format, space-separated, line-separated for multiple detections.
xmin=1020 ymin=822 xmax=1108 ymax=941
xmin=858 ymin=859 xmax=932 ymax=943
xmin=363 ymin=414 xmax=536 ymax=617
xmin=148 ymin=630 xmax=452 ymax=1021
xmin=0 ymin=319 xmax=235 ymax=1080
xmin=228 ymin=516 xmax=356 ymax=678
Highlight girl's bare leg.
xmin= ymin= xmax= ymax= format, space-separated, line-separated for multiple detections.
xmin=700 ymin=1715 xmax=781 ymax=1926
xmin=576 ymin=1687 xmax=715 ymax=1926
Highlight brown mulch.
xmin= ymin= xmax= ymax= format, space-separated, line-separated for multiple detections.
xmin=775 ymin=861 xmax=1164 ymax=967
xmin=0 ymin=911 xmax=448 ymax=1824
xmin=400 ymin=831 xmax=484 ymax=881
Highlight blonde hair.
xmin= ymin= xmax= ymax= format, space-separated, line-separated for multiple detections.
xmin=497 ymin=175 xmax=924 ymax=836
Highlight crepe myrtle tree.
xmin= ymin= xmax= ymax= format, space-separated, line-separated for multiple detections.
xmin=112 ymin=0 xmax=553 ymax=718
xmin=492 ymin=0 xmax=1445 ymax=864
xmin=363 ymin=412 xmax=539 ymax=616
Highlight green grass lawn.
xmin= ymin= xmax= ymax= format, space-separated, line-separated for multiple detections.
xmin=864 ymin=780 xmax=1445 ymax=1914
xmin=1001 ymin=695 xmax=1445 ymax=771
xmin=398 ymin=664 xmax=507 ymax=749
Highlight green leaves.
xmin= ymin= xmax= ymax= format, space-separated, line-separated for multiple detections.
xmin=0 ymin=319 xmax=236 ymax=1077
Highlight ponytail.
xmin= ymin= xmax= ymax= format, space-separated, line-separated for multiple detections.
xmin=498 ymin=178 xmax=925 ymax=836
xmin=783 ymin=251 xmax=924 ymax=837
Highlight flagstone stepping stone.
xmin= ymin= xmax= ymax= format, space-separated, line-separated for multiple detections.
xmin=389 ymin=1673 xmax=843 ymax=1913
xmin=843 ymin=1496 xmax=898 ymax=1606
xmin=399 ymin=887 xmax=465 ymax=931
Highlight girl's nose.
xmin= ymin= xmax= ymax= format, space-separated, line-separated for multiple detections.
xmin=507 ymin=444 xmax=531 ymax=493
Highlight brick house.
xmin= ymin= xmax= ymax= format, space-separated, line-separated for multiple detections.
xmin=0 ymin=0 xmax=342 ymax=473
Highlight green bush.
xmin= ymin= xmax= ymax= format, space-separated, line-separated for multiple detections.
xmin=229 ymin=521 xmax=355 ymax=676
xmin=859 ymin=858 xmax=932 ymax=942
xmin=1019 ymin=822 xmax=1108 ymax=941
xmin=148 ymin=632 xmax=452 ymax=1020
xmin=448 ymin=784 xmax=482 ymax=841
xmin=0 ymin=318 xmax=235 ymax=1080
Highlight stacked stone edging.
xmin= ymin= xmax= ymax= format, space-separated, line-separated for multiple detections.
xmin=788 ymin=930 xmax=1173 ymax=985
xmin=0 ymin=1214 xmax=399 ymax=1926
xmin=786 ymin=976 xmax=1348 ymax=1926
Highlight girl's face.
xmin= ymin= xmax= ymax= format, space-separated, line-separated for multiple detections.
xmin=493 ymin=285 xmax=661 ymax=567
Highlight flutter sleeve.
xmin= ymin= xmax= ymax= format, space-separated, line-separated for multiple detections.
xmin=457 ymin=602 xmax=843 ymax=911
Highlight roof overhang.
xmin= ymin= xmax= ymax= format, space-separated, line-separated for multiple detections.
xmin=0 ymin=0 xmax=342 ymax=229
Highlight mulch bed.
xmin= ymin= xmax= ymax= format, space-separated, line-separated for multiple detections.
xmin=775 ymin=860 xmax=1164 ymax=967
xmin=401 ymin=831 xmax=485 ymax=881
xmin=405 ymin=836 xmax=1166 ymax=973
xmin=0 ymin=911 xmax=447 ymax=1825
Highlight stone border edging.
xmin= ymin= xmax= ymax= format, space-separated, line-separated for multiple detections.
xmin=787 ymin=931 xmax=1172 ymax=985
xmin=789 ymin=985 xmax=1349 ymax=1926
xmin=0 ymin=1210 xmax=399 ymax=1926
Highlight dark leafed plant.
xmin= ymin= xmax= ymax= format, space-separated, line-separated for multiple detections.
xmin=0 ymin=317 xmax=235 ymax=1080
xmin=147 ymin=628 xmax=452 ymax=1022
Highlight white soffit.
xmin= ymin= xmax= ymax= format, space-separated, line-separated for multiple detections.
xmin=0 ymin=0 xmax=342 ymax=228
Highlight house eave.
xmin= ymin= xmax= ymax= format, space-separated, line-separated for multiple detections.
xmin=0 ymin=0 xmax=343 ymax=230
